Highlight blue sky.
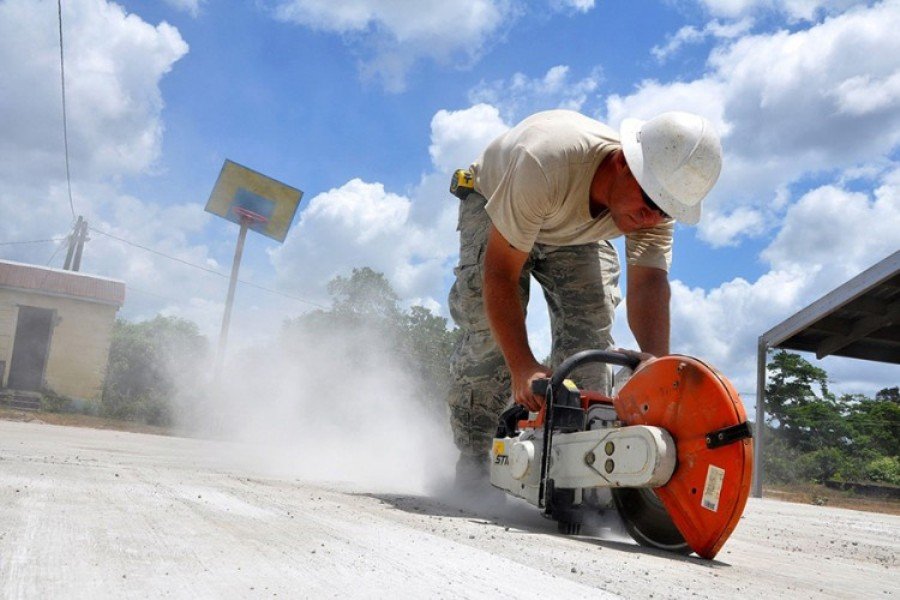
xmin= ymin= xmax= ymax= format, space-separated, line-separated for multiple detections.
xmin=0 ymin=0 xmax=897 ymax=403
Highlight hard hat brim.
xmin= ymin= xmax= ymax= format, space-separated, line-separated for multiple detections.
xmin=620 ymin=117 xmax=702 ymax=225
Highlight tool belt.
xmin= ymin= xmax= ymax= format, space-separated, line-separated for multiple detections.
xmin=449 ymin=168 xmax=475 ymax=199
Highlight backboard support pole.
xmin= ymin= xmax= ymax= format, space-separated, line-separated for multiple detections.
xmin=214 ymin=217 xmax=250 ymax=380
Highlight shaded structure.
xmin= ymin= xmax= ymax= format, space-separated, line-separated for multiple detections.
xmin=752 ymin=251 xmax=900 ymax=497
xmin=0 ymin=259 xmax=125 ymax=409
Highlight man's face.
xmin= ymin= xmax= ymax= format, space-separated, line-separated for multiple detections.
xmin=609 ymin=168 xmax=669 ymax=233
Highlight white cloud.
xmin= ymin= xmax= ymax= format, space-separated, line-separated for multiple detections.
xmin=271 ymin=0 xmax=515 ymax=92
xmin=697 ymin=0 xmax=868 ymax=21
xmin=429 ymin=103 xmax=509 ymax=172
xmin=550 ymin=0 xmax=596 ymax=12
xmin=468 ymin=65 xmax=603 ymax=122
xmin=0 ymin=1 xmax=237 ymax=339
xmin=0 ymin=0 xmax=188 ymax=187
xmin=164 ymin=0 xmax=204 ymax=17
xmin=271 ymin=104 xmax=510 ymax=311
xmin=270 ymin=178 xmax=444 ymax=308
xmin=606 ymin=1 xmax=900 ymax=247
xmin=651 ymin=18 xmax=753 ymax=61
xmin=667 ymin=169 xmax=900 ymax=398
xmin=696 ymin=206 xmax=766 ymax=247
xmin=761 ymin=177 xmax=900 ymax=282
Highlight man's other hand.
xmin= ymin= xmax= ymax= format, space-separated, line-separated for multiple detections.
xmin=513 ymin=363 xmax=552 ymax=412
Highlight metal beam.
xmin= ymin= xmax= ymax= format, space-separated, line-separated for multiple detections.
xmin=759 ymin=251 xmax=900 ymax=349
xmin=816 ymin=299 xmax=900 ymax=359
xmin=752 ymin=340 xmax=767 ymax=498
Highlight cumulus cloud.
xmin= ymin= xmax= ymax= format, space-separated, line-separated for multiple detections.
xmin=606 ymin=1 xmax=900 ymax=247
xmin=651 ymin=18 xmax=753 ymax=61
xmin=270 ymin=104 xmax=510 ymax=310
xmin=696 ymin=0 xmax=868 ymax=21
xmin=270 ymin=0 xmax=516 ymax=92
xmin=468 ymin=65 xmax=603 ymax=122
xmin=550 ymin=0 xmax=596 ymax=12
xmin=0 ymin=0 xmax=188 ymax=186
xmin=667 ymin=168 xmax=899 ymax=397
xmin=0 ymin=1 xmax=235 ymax=334
xmin=164 ymin=0 xmax=204 ymax=17
xmin=429 ymin=103 xmax=508 ymax=172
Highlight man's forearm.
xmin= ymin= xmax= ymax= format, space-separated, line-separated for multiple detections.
xmin=627 ymin=267 xmax=671 ymax=356
xmin=483 ymin=269 xmax=538 ymax=372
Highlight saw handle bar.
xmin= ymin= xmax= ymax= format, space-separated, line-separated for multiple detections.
xmin=531 ymin=349 xmax=641 ymax=398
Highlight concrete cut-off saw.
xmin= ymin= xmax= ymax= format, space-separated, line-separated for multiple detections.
xmin=490 ymin=350 xmax=753 ymax=559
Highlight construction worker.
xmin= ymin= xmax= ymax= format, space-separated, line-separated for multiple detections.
xmin=447 ymin=109 xmax=723 ymax=486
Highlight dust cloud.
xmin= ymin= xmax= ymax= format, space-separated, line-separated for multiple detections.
xmin=173 ymin=321 xmax=459 ymax=495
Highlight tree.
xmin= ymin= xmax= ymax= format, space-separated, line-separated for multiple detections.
xmin=102 ymin=316 xmax=208 ymax=426
xmin=845 ymin=388 xmax=900 ymax=459
xmin=765 ymin=350 xmax=849 ymax=451
xmin=328 ymin=267 xmax=402 ymax=321
xmin=765 ymin=350 xmax=898 ymax=485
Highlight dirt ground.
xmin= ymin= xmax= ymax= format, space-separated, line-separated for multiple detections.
xmin=1 ymin=418 xmax=898 ymax=599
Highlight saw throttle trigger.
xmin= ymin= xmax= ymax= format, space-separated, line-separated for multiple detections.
xmin=705 ymin=421 xmax=753 ymax=449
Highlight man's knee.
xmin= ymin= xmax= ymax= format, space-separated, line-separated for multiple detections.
xmin=447 ymin=376 xmax=510 ymax=456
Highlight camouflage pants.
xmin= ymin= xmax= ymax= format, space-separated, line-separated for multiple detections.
xmin=447 ymin=192 xmax=622 ymax=459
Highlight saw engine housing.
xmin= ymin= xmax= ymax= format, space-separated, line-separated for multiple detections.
xmin=489 ymin=351 xmax=753 ymax=559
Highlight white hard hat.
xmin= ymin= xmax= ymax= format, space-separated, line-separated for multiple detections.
xmin=620 ymin=112 xmax=722 ymax=225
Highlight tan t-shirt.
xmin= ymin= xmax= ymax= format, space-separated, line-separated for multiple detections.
xmin=471 ymin=110 xmax=673 ymax=271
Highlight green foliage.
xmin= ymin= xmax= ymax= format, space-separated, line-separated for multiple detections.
xmin=796 ymin=447 xmax=849 ymax=483
xmin=39 ymin=390 xmax=75 ymax=414
xmin=863 ymin=456 xmax=900 ymax=486
xmin=102 ymin=316 xmax=208 ymax=426
xmin=765 ymin=350 xmax=899 ymax=487
xmin=766 ymin=350 xmax=838 ymax=450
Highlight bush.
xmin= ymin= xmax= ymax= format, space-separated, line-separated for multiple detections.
xmin=796 ymin=447 xmax=849 ymax=483
xmin=40 ymin=391 xmax=74 ymax=413
xmin=863 ymin=456 xmax=900 ymax=485
xmin=102 ymin=316 xmax=208 ymax=427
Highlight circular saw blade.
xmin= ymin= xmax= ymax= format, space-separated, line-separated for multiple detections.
xmin=611 ymin=487 xmax=691 ymax=554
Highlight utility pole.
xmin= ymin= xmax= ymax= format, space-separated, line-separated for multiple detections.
xmin=63 ymin=215 xmax=82 ymax=270
xmin=71 ymin=217 xmax=88 ymax=271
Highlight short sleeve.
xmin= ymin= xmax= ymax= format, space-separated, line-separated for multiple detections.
xmin=625 ymin=219 xmax=674 ymax=272
xmin=484 ymin=148 xmax=553 ymax=253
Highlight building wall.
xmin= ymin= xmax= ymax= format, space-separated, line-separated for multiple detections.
xmin=0 ymin=288 xmax=119 ymax=402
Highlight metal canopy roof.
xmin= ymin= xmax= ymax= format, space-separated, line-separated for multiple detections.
xmin=759 ymin=250 xmax=900 ymax=364
xmin=752 ymin=250 xmax=900 ymax=497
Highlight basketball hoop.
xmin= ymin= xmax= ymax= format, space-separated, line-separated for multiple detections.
xmin=233 ymin=206 xmax=269 ymax=225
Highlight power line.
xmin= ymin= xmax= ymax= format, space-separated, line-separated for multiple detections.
xmin=57 ymin=0 xmax=76 ymax=220
xmin=88 ymin=226 xmax=328 ymax=309
xmin=45 ymin=239 xmax=67 ymax=267
xmin=0 ymin=237 xmax=68 ymax=246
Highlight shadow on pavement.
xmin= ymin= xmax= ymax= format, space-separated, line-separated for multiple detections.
xmin=356 ymin=488 xmax=730 ymax=567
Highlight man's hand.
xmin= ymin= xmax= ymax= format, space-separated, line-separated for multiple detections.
xmin=613 ymin=347 xmax=656 ymax=372
xmin=512 ymin=362 xmax=552 ymax=412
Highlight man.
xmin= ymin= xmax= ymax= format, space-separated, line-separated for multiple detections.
xmin=446 ymin=109 xmax=722 ymax=484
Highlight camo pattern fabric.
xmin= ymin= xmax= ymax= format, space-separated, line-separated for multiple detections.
xmin=447 ymin=191 xmax=622 ymax=459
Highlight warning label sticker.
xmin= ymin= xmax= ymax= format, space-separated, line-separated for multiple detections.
xmin=702 ymin=465 xmax=725 ymax=512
